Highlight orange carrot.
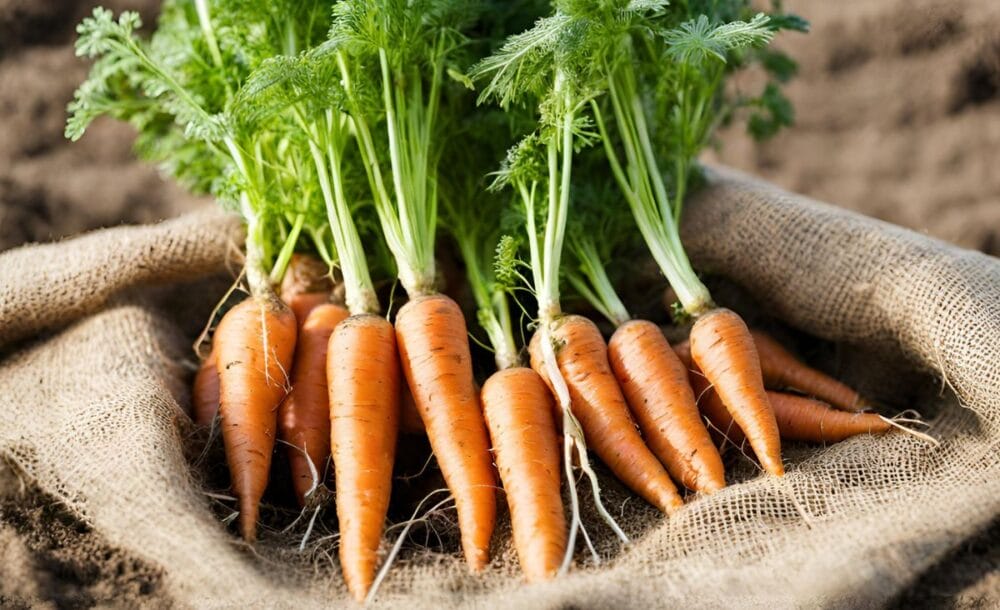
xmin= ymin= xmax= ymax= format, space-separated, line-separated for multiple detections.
xmin=192 ymin=348 xmax=220 ymax=427
xmin=530 ymin=315 xmax=683 ymax=513
xmin=328 ymin=314 xmax=401 ymax=601
xmin=673 ymin=341 xmax=747 ymax=447
xmin=750 ymin=330 xmax=866 ymax=412
xmin=215 ymin=296 xmax=297 ymax=542
xmin=608 ymin=320 xmax=725 ymax=493
xmin=482 ymin=367 xmax=566 ymax=583
xmin=394 ymin=294 xmax=496 ymax=571
xmin=766 ymin=391 xmax=890 ymax=442
xmin=688 ymin=309 xmax=784 ymax=476
xmin=279 ymin=303 xmax=349 ymax=506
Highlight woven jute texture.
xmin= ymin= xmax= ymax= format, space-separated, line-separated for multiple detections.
xmin=0 ymin=169 xmax=996 ymax=608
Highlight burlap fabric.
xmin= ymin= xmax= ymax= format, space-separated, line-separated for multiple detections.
xmin=0 ymin=168 xmax=997 ymax=608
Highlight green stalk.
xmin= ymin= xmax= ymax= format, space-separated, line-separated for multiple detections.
xmin=568 ymin=236 xmax=631 ymax=328
xmin=268 ymin=212 xmax=305 ymax=285
xmin=596 ymin=60 xmax=713 ymax=316
xmin=194 ymin=0 xmax=224 ymax=72
xmin=304 ymin=112 xmax=378 ymax=315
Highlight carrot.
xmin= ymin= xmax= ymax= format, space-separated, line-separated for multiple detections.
xmin=675 ymin=341 xmax=889 ymax=447
xmin=279 ymin=302 xmax=349 ymax=506
xmin=394 ymin=294 xmax=496 ymax=571
xmin=530 ymin=315 xmax=683 ymax=513
xmin=399 ymin=381 xmax=426 ymax=435
xmin=688 ymin=309 xmax=784 ymax=477
xmin=673 ymin=341 xmax=747 ymax=447
xmin=767 ymin=391 xmax=890 ymax=442
xmin=750 ymin=330 xmax=866 ymax=412
xmin=608 ymin=320 xmax=726 ymax=493
xmin=482 ymin=367 xmax=565 ymax=582
xmin=215 ymin=295 xmax=297 ymax=542
xmin=192 ymin=348 xmax=220 ymax=427
xmin=328 ymin=314 xmax=401 ymax=601
xmin=280 ymin=253 xmax=334 ymax=323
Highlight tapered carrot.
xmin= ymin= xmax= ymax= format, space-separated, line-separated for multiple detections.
xmin=279 ymin=302 xmax=349 ymax=506
xmin=767 ymin=391 xmax=890 ymax=442
xmin=394 ymin=294 xmax=496 ymax=571
xmin=750 ymin=330 xmax=866 ymax=412
xmin=192 ymin=348 xmax=220 ymax=427
xmin=215 ymin=296 xmax=297 ymax=542
xmin=689 ymin=309 xmax=784 ymax=477
xmin=530 ymin=315 xmax=683 ymax=513
xmin=328 ymin=314 xmax=401 ymax=601
xmin=482 ymin=367 xmax=565 ymax=582
xmin=608 ymin=320 xmax=725 ymax=493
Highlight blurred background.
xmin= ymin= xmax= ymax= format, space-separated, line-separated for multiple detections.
xmin=0 ymin=0 xmax=996 ymax=605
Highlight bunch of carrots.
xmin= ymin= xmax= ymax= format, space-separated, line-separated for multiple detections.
xmin=67 ymin=0 xmax=932 ymax=602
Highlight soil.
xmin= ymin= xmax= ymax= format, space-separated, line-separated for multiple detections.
xmin=0 ymin=0 xmax=996 ymax=607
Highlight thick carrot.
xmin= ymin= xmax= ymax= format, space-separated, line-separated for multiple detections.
xmin=689 ymin=309 xmax=784 ymax=476
xmin=279 ymin=303 xmax=349 ymax=506
xmin=766 ymin=391 xmax=890 ymax=442
xmin=192 ymin=348 xmax=220 ymax=427
xmin=328 ymin=314 xmax=401 ymax=601
xmin=608 ymin=320 xmax=725 ymax=493
xmin=215 ymin=296 xmax=297 ymax=542
xmin=750 ymin=330 xmax=865 ymax=412
xmin=394 ymin=294 xmax=496 ymax=571
xmin=482 ymin=367 xmax=566 ymax=582
xmin=530 ymin=315 xmax=683 ymax=513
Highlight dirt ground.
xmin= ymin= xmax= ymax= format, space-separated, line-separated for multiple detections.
xmin=0 ymin=0 xmax=997 ymax=606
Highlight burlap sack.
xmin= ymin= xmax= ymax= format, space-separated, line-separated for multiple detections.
xmin=1 ymin=167 xmax=997 ymax=608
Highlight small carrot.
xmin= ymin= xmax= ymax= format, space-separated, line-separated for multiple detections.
xmin=328 ymin=314 xmax=401 ymax=601
xmin=395 ymin=294 xmax=496 ymax=571
xmin=530 ymin=315 xmax=683 ymax=514
xmin=215 ymin=295 xmax=297 ymax=542
xmin=279 ymin=302 xmax=349 ymax=506
xmin=675 ymin=343 xmax=889 ymax=446
xmin=482 ymin=367 xmax=566 ymax=582
xmin=767 ymin=391 xmax=891 ymax=443
xmin=688 ymin=309 xmax=784 ymax=477
xmin=608 ymin=320 xmax=726 ymax=493
xmin=750 ymin=330 xmax=866 ymax=412
xmin=192 ymin=348 xmax=220 ymax=427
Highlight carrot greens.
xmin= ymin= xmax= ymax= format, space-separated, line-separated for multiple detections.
xmin=66 ymin=1 xmax=335 ymax=296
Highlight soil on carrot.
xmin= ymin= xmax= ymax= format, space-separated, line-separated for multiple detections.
xmin=0 ymin=0 xmax=996 ymax=604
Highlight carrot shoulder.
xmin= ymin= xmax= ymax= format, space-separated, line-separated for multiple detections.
xmin=215 ymin=296 xmax=297 ymax=542
xmin=394 ymin=294 xmax=496 ymax=571
xmin=609 ymin=320 xmax=726 ymax=493
xmin=689 ymin=309 xmax=784 ymax=476
xmin=279 ymin=302 xmax=349 ymax=506
xmin=482 ymin=367 xmax=566 ymax=582
xmin=328 ymin=314 xmax=401 ymax=601
xmin=531 ymin=315 xmax=683 ymax=513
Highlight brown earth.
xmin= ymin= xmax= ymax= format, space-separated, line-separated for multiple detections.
xmin=0 ymin=0 xmax=996 ymax=607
